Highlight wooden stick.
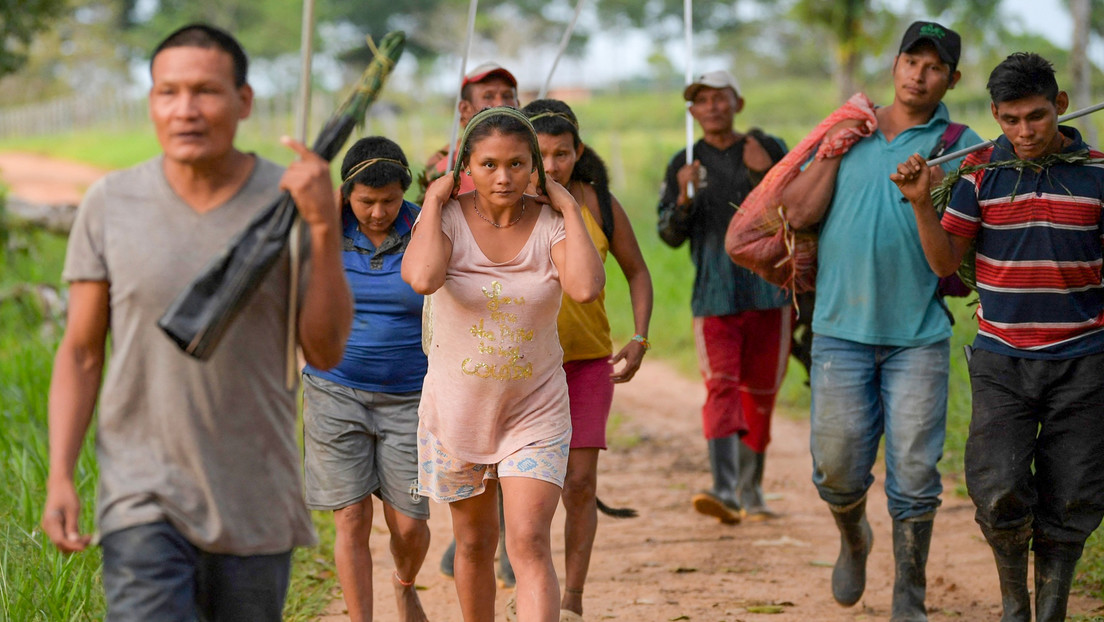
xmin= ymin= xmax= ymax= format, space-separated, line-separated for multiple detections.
xmin=684 ymin=0 xmax=695 ymax=199
xmin=445 ymin=0 xmax=480 ymax=174
xmin=927 ymin=100 xmax=1104 ymax=167
xmin=539 ymin=0 xmax=587 ymax=100
xmin=288 ymin=0 xmax=317 ymax=390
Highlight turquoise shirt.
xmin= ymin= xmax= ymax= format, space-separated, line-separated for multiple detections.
xmin=813 ymin=102 xmax=983 ymax=346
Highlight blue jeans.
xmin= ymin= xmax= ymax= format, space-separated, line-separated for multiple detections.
xmin=810 ymin=335 xmax=949 ymax=520
xmin=101 ymin=522 xmax=292 ymax=622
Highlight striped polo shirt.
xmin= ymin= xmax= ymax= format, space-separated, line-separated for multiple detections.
xmin=943 ymin=126 xmax=1104 ymax=359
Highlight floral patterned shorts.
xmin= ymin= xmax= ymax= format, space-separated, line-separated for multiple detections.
xmin=417 ymin=422 xmax=571 ymax=503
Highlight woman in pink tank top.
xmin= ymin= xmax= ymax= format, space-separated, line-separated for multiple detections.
xmin=403 ymin=106 xmax=605 ymax=622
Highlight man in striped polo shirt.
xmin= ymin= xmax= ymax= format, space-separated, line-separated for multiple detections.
xmin=892 ymin=52 xmax=1104 ymax=622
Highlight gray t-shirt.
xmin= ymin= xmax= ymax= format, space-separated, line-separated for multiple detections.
xmin=63 ymin=155 xmax=315 ymax=555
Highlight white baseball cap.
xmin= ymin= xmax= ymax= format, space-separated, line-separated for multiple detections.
xmin=683 ymin=70 xmax=741 ymax=101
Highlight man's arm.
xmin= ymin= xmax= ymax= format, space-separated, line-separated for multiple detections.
xmin=42 ymin=280 xmax=108 ymax=553
xmin=280 ymin=137 xmax=353 ymax=371
xmin=657 ymin=156 xmax=697 ymax=247
xmin=891 ymin=153 xmax=973 ymax=276
xmin=780 ymin=120 xmax=866 ymax=230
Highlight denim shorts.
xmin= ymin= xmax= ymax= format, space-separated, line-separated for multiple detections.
xmin=417 ymin=422 xmax=571 ymax=503
xmin=101 ymin=521 xmax=291 ymax=622
xmin=302 ymin=374 xmax=428 ymax=519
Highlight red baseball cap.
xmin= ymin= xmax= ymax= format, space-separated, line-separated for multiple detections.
xmin=462 ymin=62 xmax=517 ymax=89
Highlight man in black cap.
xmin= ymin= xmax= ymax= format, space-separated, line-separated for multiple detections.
xmin=781 ymin=21 xmax=982 ymax=621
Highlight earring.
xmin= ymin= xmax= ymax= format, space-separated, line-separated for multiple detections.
xmin=465 ymin=169 xmax=471 ymax=176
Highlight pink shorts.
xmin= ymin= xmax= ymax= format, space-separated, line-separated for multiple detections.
xmin=563 ymin=357 xmax=615 ymax=449
xmin=417 ymin=423 xmax=571 ymax=503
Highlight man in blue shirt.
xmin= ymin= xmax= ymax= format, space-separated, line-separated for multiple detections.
xmin=782 ymin=21 xmax=982 ymax=621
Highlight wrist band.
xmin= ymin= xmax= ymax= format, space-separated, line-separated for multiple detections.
xmin=631 ymin=334 xmax=650 ymax=351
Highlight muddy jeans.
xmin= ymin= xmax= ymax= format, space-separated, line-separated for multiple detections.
xmin=810 ymin=335 xmax=949 ymax=520
xmin=965 ymin=349 xmax=1104 ymax=556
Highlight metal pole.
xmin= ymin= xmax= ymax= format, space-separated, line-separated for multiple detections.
xmin=287 ymin=0 xmax=316 ymax=390
xmin=445 ymin=0 xmax=480 ymax=174
xmin=684 ymin=0 xmax=694 ymax=199
xmin=927 ymin=100 xmax=1104 ymax=168
xmin=539 ymin=0 xmax=587 ymax=100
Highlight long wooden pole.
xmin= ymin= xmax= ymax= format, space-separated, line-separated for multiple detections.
xmin=683 ymin=0 xmax=694 ymax=199
xmin=539 ymin=0 xmax=587 ymax=100
xmin=927 ymin=101 xmax=1104 ymax=168
xmin=287 ymin=0 xmax=316 ymax=389
xmin=445 ymin=0 xmax=480 ymax=173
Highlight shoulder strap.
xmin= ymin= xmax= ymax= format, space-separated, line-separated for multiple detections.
xmin=929 ymin=122 xmax=968 ymax=159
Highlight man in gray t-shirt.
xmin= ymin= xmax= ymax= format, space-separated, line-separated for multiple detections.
xmin=40 ymin=24 xmax=352 ymax=620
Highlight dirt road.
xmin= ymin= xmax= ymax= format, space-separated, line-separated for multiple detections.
xmin=319 ymin=360 xmax=1102 ymax=622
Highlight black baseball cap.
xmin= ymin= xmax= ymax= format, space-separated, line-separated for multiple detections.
xmin=898 ymin=21 xmax=961 ymax=69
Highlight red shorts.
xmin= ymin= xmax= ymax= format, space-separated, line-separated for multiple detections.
xmin=563 ymin=357 xmax=614 ymax=449
xmin=693 ymin=308 xmax=790 ymax=452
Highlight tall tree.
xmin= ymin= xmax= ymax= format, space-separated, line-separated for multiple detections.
xmin=1 ymin=0 xmax=68 ymax=78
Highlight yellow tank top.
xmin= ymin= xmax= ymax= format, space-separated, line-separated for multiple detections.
xmin=558 ymin=204 xmax=613 ymax=362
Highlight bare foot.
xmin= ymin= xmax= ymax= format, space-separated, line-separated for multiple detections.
xmin=393 ymin=572 xmax=429 ymax=622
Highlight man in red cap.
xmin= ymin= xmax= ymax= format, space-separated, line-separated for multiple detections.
xmin=421 ymin=61 xmax=519 ymax=195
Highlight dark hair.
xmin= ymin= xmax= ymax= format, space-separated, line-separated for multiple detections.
xmin=455 ymin=106 xmax=545 ymax=193
xmin=151 ymin=23 xmax=249 ymax=88
xmin=523 ymin=99 xmax=614 ymax=240
xmin=987 ymin=52 xmax=1059 ymax=105
xmin=340 ymin=136 xmax=412 ymax=195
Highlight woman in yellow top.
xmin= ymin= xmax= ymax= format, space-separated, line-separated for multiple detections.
xmin=523 ymin=99 xmax=654 ymax=622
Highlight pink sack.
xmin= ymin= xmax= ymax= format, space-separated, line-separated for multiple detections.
xmin=725 ymin=93 xmax=877 ymax=293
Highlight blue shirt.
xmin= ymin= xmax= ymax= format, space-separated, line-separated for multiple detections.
xmin=813 ymin=102 xmax=984 ymax=346
xmin=304 ymin=200 xmax=427 ymax=392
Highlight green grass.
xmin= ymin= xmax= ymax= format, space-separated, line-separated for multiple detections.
xmin=2 ymin=80 xmax=1103 ymax=616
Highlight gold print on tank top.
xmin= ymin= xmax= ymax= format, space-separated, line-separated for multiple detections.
xmin=460 ymin=281 xmax=534 ymax=380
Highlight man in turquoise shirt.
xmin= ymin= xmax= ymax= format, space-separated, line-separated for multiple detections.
xmin=782 ymin=21 xmax=981 ymax=622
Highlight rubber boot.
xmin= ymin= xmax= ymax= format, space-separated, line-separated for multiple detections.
xmin=496 ymin=493 xmax=515 ymax=588
xmin=1034 ymin=541 xmax=1080 ymax=622
xmin=829 ymin=496 xmax=873 ymax=607
xmin=737 ymin=441 xmax=778 ymax=520
xmin=692 ymin=435 xmax=742 ymax=524
xmin=890 ymin=518 xmax=933 ymax=621
xmin=979 ymin=523 xmax=1032 ymax=622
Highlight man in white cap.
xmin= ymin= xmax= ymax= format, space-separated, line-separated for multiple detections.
xmin=657 ymin=70 xmax=791 ymax=526
xmin=422 ymin=61 xmax=519 ymax=195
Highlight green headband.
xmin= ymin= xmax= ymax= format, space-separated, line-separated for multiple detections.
xmin=526 ymin=110 xmax=579 ymax=131
xmin=342 ymin=157 xmax=411 ymax=184
xmin=453 ymin=106 xmax=546 ymax=195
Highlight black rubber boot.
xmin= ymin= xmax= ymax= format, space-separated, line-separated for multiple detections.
xmin=979 ymin=523 xmax=1032 ymax=622
xmin=692 ymin=435 xmax=743 ymax=524
xmin=440 ymin=539 xmax=456 ymax=579
xmin=1034 ymin=541 xmax=1080 ymax=622
xmin=829 ymin=497 xmax=873 ymax=607
xmin=890 ymin=518 xmax=933 ymax=622
xmin=737 ymin=441 xmax=778 ymax=520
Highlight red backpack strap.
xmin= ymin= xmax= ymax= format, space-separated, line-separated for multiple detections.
xmin=928 ymin=122 xmax=968 ymax=159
